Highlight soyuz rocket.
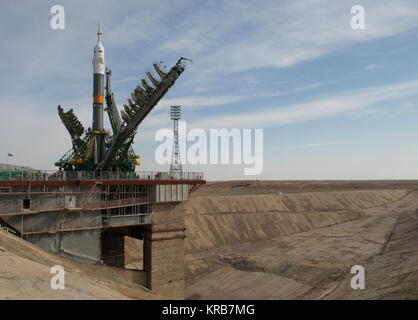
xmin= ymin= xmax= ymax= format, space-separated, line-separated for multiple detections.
xmin=92 ymin=20 xmax=106 ymax=164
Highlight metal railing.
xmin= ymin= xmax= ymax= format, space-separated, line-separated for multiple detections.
xmin=100 ymin=171 xmax=204 ymax=181
xmin=82 ymin=197 xmax=152 ymax=210
xmin=0 ymin=197 xmax=152 ymax=215
xmin=1 ymin=226 xmax=16 ymax=234
xmin=0 ymin=170 xmax=204 ymax=182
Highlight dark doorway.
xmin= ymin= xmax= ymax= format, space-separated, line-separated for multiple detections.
xmin=101 ymin=225 xmax=146 ymax=270
xmin=23 ymin=198 xmax=31 ymax=209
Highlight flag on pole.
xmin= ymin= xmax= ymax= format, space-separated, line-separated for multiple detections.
xmin=7 ymin=153 xmax=13 ymax=157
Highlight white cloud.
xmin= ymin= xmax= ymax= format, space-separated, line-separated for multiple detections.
xmin=185 ymin=79 xmax=418 ymax=129
xmin=159 ymin=0 xmax=418 ymax=75
xmin=366 ymin=64 xmax=383 ymax=70
xmin=155 ymin=82 xmax=322 ymax=110
xmin=156 ymin=95 xmax=248 ymax=109
xmin=129 ymin=79 xmax=418 ymax=151
xmin=0 ymin=98 xmax=72 ymax=169
xmin=286 ymin=141 xmax=336 ymax=149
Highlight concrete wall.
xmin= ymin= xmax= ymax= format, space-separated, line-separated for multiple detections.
xmin=0 ymin=193 xmax=65 ymax=215
xmin=0 ymin=182 xmax=190 ymax=298
xmin=25 ymin=228 xmax=102 ymax=264
xmin=153 ymin=184 xmax=189 ymax=202
xmin=0 ymin=184 xmax=103 ymax=264
xmin=144 ymin=202 xmax=185 ymax=299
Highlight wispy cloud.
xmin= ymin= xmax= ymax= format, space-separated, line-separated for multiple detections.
xmin=156 ymin=95 xmax=245 ymax=109
xmin=155 ymin=82 xmax=322 ymax=110
xmin=159 ymin=0 xmax=418 ymax=75
xmin=366 ymin=63 xmax=384 ymax=71
xmin=286 ymin=141 xmax=336 ymax=149
xmin=185 ymin=79 xmax=418 ymax=129
xmin=130 ymin=79 xmax=418 ymax=149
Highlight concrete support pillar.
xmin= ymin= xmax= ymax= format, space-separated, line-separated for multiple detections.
xmin=144 ymin=203 xmax=185 ymax=299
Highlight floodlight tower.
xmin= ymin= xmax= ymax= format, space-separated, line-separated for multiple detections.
xmin=169 ymin=105 xmax=182 ymax=177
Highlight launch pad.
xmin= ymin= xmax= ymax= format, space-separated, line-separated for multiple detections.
xmin=0 ymin=171 xmax=204 ymax=298
xmin=0 ymin=21 xmax=204 ymax=299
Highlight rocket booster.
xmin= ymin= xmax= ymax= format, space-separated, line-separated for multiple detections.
xmin=92 ymin=20 xmax=106 ymax=164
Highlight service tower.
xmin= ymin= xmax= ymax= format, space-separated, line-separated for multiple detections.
xmin=92 ymin=20 xmax=106 ymax=164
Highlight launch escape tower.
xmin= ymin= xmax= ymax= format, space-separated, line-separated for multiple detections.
xmin=169 ymin=105 xmax=183 ymax=177
xmin=0 ymin=21 xmax=205 ymax=299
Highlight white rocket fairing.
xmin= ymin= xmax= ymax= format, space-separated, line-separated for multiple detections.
xmin=93 ymin=20 xmax=105 ymax=75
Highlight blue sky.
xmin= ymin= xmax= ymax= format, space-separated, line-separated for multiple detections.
xmin=1 ymin=0 xmax=418 ymax=180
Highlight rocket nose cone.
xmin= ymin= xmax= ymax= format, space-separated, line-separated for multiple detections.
xmin=97 ymin=20 xmax=102 ymax=40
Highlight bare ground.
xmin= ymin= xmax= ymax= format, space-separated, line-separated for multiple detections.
xmin=0 ymin=229 xmax=166 ymax=300
xmin=185 ymin=181 xmax=418 ymax=299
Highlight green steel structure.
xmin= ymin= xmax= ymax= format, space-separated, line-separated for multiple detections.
xmin=55 ymin=58 xmax=189 ymax=172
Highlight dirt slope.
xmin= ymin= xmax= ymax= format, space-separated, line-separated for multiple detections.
xmin=183 ymin=189 xmax=408 ymax=282
xmin=0 ymin=229 xmax=165 ymax=300
xmin=185 ymin=183 xmax=418 ymax=299
xmin=187 ymin=189 xmax=407 ymax=214
xmin=324 ymin=204 xmax=418 ymax=299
